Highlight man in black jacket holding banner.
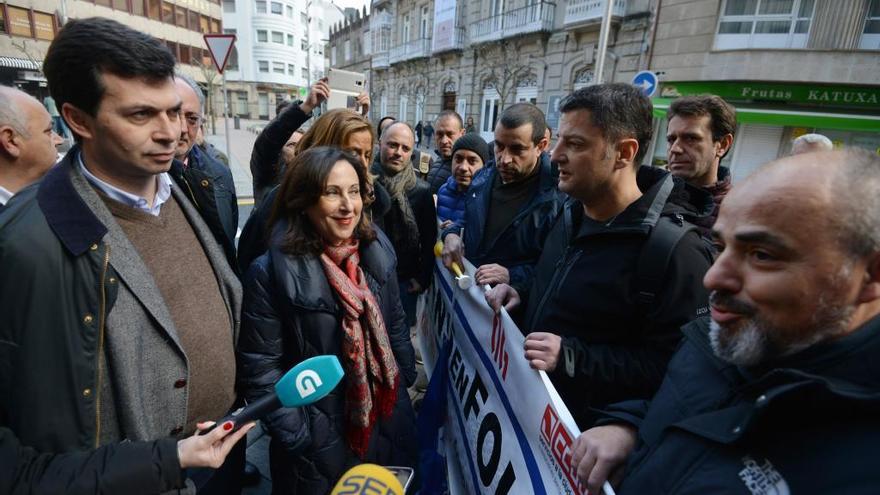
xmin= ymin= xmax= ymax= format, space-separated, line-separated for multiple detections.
xmin=571 ymin=148 xmax=880 ymax=495
xmin=487 ymin=84 xmax=713 ymax=429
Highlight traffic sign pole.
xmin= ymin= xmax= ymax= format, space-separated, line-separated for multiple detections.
xmin=203 ymin=34 xmax=237 ymax=166
xmin=222 ymin=74 xmax=230 ymax=163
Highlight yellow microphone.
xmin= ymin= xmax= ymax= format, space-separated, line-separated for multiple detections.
xmin=330 ymin=464 xmax=405 ymax=495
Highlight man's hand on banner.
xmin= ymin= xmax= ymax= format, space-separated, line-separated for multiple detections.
xmin=485 ymin=283 xmax=521 ymax=313
xmin=571 ymin=424 xmax=637 ymax=495
xmin=524 ymin=332 xmax=561 ymax=371
xmin=435 ymin=239 xmax=474 ymax=289
xmin=440 ymin=234 xmax=465 ymax=270
xmin=475 ymin=263 xmax=510 ymax=286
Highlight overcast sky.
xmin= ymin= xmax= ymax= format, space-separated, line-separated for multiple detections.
xmin=334 ymin=0 xmax=369 ymax=12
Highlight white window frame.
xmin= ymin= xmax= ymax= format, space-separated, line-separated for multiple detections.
xmin=258 ymin=60 xmax=269 ymax=72
xmin=256 ymin=0 xmax=267 ymax=13
xmin=715 ymin=0 xmax=814 ymax=50
xmin=223 ymin=0 xmax=235 ymax=13
xmin=415 ymin=92 xmax=424 ymax=125
xmin=271 ymin=31 xmax=284 ymax=44
xmin=399 ymin=94 xmax=409 ymax=122
xmin=288 ymin=64 xmax=295 ymax=75
xmin=270 ymin=1 xmax=282 ymax=15
xmin=403 ymin=13 xmax=411 ymax=42
xmin=286 ymin=5 xmax=294 ymax=18
xmin=480 ymin=88 xmax=500 ymax=142
xmin=258 ymin=93 xmax=270 ymax=118
xmin=861 ymin=0 xmax=880 ymax=49
xmin=272 ymin=61 xmax=285 ymax=74
xmin=516 ymin=86 xmax=538 ymax=104
xmin=420 ymin=6 xmax=429 ymax=39
xmin=257 ymin=29 xmax=268 ymax=43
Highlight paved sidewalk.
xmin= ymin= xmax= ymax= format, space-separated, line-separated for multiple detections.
xmin=204 ymin=117 xmax=267 ymax=201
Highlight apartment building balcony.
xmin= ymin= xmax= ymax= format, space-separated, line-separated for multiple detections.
xmin=373 ymin=50 xmax=390 ymax=69
xmin=432 ymin=27 xmax=466 ymax=54
xmin=565 ymin=0 xmax=626 ymax=28
xmin=468 ymin=1 xmax=556 ymax=45
xmin=389 ymin=37 xmax=432 ymax=64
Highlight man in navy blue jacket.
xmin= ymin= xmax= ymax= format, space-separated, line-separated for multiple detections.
xmin=172 ymin=73 xmax=238 ymax=265
xmin=572 ymin=149 xmax=880 ymax=495
xmin=441 ymin=103 xmax=562 ymax=291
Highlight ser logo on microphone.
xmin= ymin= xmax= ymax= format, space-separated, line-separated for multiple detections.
xmin=296 ymin=369 xmax=323 ymax=398
xmin=334 ymin=475 xmax=397 ymax=495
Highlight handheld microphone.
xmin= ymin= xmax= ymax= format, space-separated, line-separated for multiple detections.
xmin=433 ymin=241 xmax=473 ymax=290
xmin=210 ymin=355 xmax=345 ymax=432
xmin=330 ymin=464 xmax=404 ymax=495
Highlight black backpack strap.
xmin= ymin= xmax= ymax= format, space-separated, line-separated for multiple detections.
xmin=635 ymin=213 xmax=697 ymax=312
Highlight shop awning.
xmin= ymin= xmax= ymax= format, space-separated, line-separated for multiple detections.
xmin=0 ymin=57 xmax=41 ymax=71
xmin=652 ymin=97 xmax=880 ymax=133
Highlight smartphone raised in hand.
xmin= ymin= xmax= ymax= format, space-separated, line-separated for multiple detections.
xmin=326 ymin=68 xmax=366 ymax=111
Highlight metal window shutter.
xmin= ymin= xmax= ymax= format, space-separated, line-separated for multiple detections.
xmin=731 ymin=124 xmax=785 ymax=183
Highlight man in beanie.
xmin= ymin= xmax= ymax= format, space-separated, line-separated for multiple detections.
xmin=437 ymin=133 xmax=489 ymax=228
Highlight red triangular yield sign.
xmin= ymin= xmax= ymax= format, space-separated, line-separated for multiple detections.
xmin=204 ymin=34 xmax=236 ymax=74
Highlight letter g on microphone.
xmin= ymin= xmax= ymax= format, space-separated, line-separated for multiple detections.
xmin=295 ymin=369 xmax=323 ymax=398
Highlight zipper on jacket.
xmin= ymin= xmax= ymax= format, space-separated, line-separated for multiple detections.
xmin=94 ymin=244 xmax=111 ymax=448
xmin=528 ymin=245 xmax=575 ymax=331
xmin=181 ymin=172 xmax=201 ymax=209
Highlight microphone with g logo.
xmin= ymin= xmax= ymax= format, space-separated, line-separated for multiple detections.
xmin=205 ymin=355 xmax=345 ymax=433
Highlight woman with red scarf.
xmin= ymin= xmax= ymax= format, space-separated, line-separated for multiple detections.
xmin=237 ymin=147 xmax=418 ymax=493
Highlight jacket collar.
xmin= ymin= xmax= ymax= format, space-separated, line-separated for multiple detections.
xmin=570 ymin=167 xmax=677 ymax=239
xmin=37 ymin=145 xmax=108 ymax=256
xmin=683 ymin=314 xmax=880 ymax=395
xmin=441 ymin=175 xmax=466 ymax=196
xmin=479 ymin=152 xmax=558 ymax=196
xmin=268 ymin=224 xmax=395 ymax=311
xmin=674 ymin=315 xmax=880 ymax=444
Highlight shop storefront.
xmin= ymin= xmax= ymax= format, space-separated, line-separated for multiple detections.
xmin=650 ymin=81 xmax=880 ymax=182
xmin=0 ymin=57 xmax=48 ymax=99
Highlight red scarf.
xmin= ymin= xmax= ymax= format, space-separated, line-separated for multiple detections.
xmin=319 ymin=240 xmax=400 ymax=458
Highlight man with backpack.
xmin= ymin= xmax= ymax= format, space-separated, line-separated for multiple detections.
xmin=487 ymin=84 xmax=714 ymax=429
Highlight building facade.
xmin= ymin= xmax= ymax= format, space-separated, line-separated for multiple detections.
xmin=221 ymin=0 xmax=344 ymax=120
xmin=0 ymin=0 xmax=223 ymax=99
xmin=648 ymin=0 xmax=880 ymax=180
xmin=335 ymin=0 xmax=653 ymax=142
xmin=329 ymin=7 xmax=372 ymax=87
xmin=329 ymin=0 xmax=879 ymax=175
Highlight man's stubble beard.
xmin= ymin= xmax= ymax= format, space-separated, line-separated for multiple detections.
xmin=709 ymin=266 xmax=856 ymax=367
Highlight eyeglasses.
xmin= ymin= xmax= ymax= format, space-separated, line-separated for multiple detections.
xmin=183 ymin=113 xmax=203 ymax=126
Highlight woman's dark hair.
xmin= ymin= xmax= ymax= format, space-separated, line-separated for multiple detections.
xmin=270 ymin=147 xmax=376 ymax=254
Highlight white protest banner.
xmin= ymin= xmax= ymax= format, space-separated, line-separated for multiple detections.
xmin=417 ymin=258 xmax=597 ymax=495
